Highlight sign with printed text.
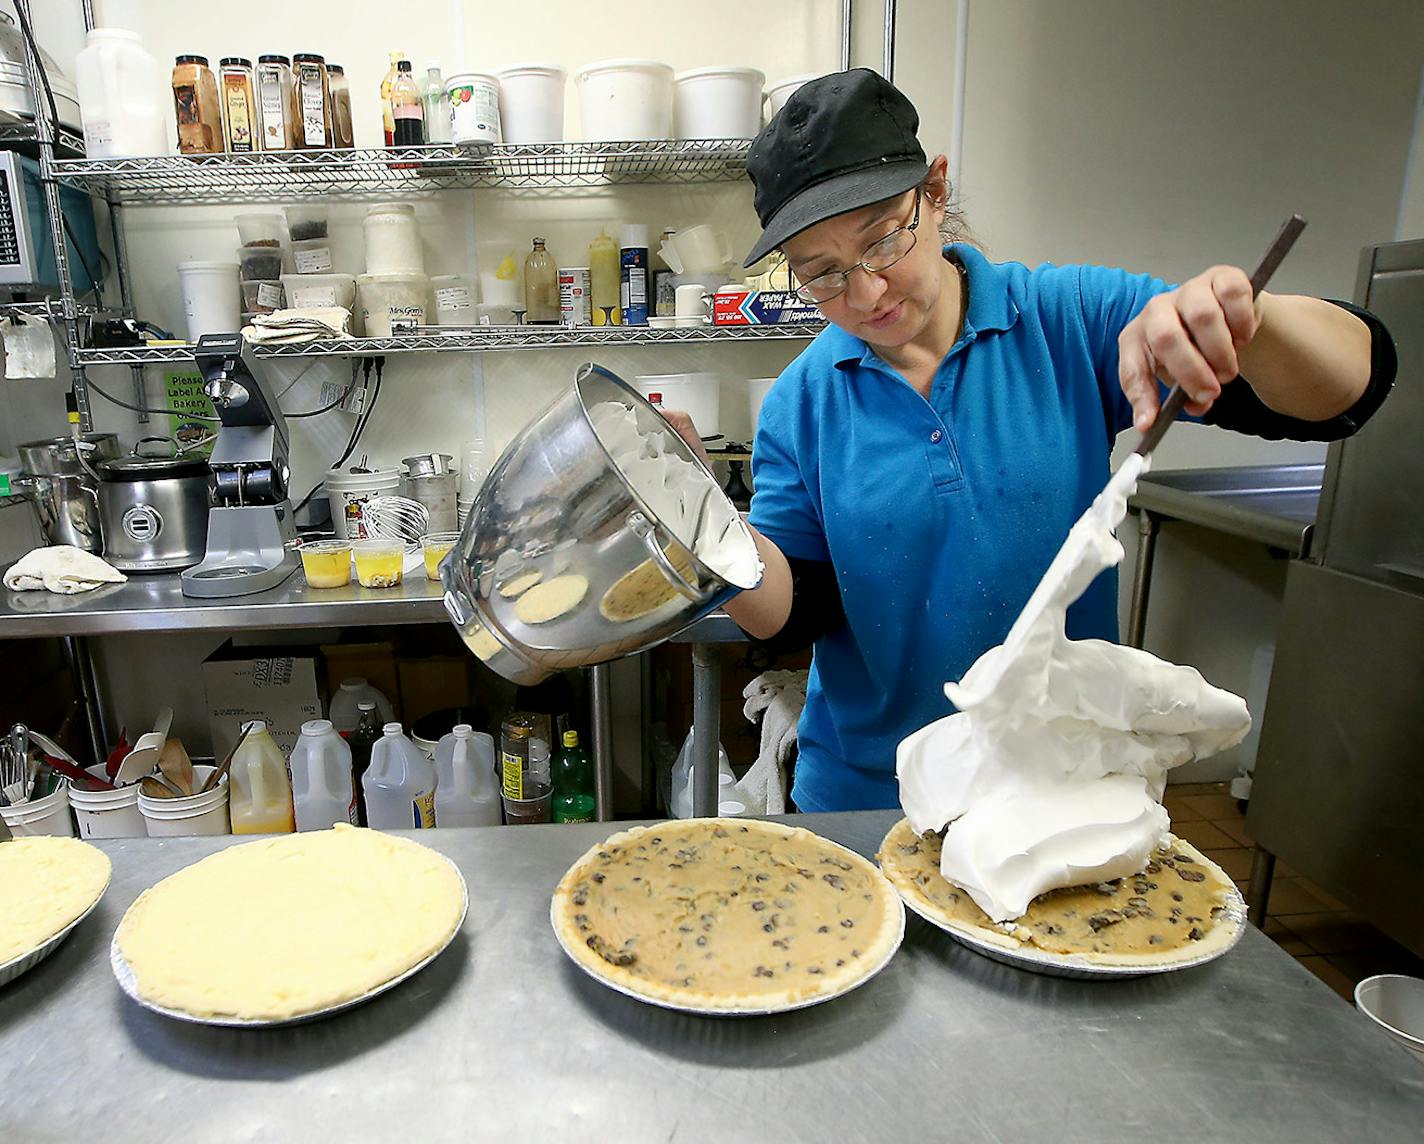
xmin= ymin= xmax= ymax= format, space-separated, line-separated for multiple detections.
xmin=164 ymin=369 xmax=215 ymax=456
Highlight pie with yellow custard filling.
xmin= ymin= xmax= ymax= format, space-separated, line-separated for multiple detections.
xmin=877 ymin=817 xmax=1244 ymax=970
xmin=551 ymin=819 xmax=905 ymax=1011
xmin=0 ymin=836 xmax=111 ymax=966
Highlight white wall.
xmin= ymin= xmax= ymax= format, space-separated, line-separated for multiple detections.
xmin=7 ymin=1 xmax=1422 ymax=779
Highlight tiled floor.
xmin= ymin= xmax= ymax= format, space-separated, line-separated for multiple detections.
xmin=1163 ymin=782 xmax=1424 ymax=1001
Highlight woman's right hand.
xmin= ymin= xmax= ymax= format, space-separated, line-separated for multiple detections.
xmin=659 ymin=408 xmax=714 ymax=469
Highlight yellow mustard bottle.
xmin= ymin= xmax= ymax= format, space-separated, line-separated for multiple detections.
xmin=229 ymin=720 xmax=296 ymax=834
xmin=589 ymin=228 xmax=620 ymax=326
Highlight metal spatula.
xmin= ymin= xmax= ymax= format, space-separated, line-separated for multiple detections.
xmin=1134 ymin=213 xmax=1308 ymax=457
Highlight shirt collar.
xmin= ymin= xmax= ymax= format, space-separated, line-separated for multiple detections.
xmin=825 ymin=242 xmax=1021 ymax=370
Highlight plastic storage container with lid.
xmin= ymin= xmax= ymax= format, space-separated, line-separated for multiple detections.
xmin=431 ymin=274 xmax=476 ymax=325
xmin=290 ymin=719 xmax=358 ymax=830
xmin=363 ymin=723 xmax=437 ymax=829
xmin=176 ymin=261 xmax=240 ymax=341
xmin=239 ymin=244 xmax=286 ymax=281
xmin=363 ymin=203 xmax=424 ymax=274
xmin=434 ymin=725 xmax=500 ymax=827
xmin=75 ymin=27 xmax=167 ymax=158
xmin=235 ymin=211 xmax=286 ymax=248
xmin=447 ymin=72 xmax=501 ymax=145
xmin=358 ymin=272 xmax=429 ymax=337
xmin=282 ymin=272 xmax=356 ymax=317
xmin=285 ymin=204 xmax=328 ymax=242
xmin=292 ymin=236 xmax=335 ymax=274
xmin=494 ymin=63 xmax=565 ymax=143
xmin=673 ymin=66 xmax=766 ymax=139
xmin=241 ymin=279 xmax=284 ymax=314
xmin=574 ymin=59 xmax=674 ymax=142
xmin=328 ymin=677 xmax=395 ymax=733
xmin=172 ymin=54 xmax=222 ymax=154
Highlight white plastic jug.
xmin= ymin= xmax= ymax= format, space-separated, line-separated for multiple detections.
xmin=434 ymin=724 xmax=501 ymax=827
xmin=363 ymin=723 xmax=437 ymax=830
xmin=291 ymin=719 xmax=358 ymax=831
xmin=669 ymin=727 xmax=734 ymax=818
xmin=74 ymin=28 xmax=167 ymax=158
xmin=328 ymin=677 xmax=395 ymax=734
xmin=228 ymin=720 xmax=295 ymax=834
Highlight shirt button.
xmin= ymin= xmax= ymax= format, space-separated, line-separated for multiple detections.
xmin=930 ymin=429 xmax=943 ymax=443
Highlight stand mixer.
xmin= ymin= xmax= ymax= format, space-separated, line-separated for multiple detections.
xmin=180 ymin=333 xmax=301 ymax=599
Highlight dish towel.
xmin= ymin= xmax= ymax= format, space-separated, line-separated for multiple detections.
xmin=4 ymin=545 xmax=127 ymax=594
xmin=736 ymin=669 xmax=808 ymax=815
xmin=243 ymin=307 xmax=351 ymax=344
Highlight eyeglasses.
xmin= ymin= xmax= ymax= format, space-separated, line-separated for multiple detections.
xmin=787 ymin=187 xmax=922 ymax=304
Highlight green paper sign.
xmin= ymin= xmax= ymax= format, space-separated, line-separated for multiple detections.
xmin=164 ymin=369 xmax=215 ymax=456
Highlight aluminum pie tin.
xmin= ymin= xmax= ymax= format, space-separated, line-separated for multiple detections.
xmin=550 ymin=824 xmax=906 ymax=1016
xmin=0 ymin=870 xmax=111 ymax=989
xmin=110 ymin=854 xmax=468 ymax=1027
xmin=880 ymin=824 xmax=1248 ymax=980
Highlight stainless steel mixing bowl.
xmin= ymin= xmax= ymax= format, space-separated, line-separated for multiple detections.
xmin=439 ymin=363 xmax=761 ymax=684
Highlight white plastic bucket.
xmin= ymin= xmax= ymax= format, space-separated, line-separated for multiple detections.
xmin=432 ymin=275 xmax=477 ymax=325
xmin=635 ymin=372 xmax=721 ymax=437
xmin=139 ymin=764 xmax=230 ymax=837
xmin=358 ymin=272 xmax=429 ymax=338
xmin=70 ymin=764 xmax=144 ymax=839
xmin=575 ymin=59 xmax=673 ymax=142
xmin=447 ymin=73 xmax=502 ymax=145
xmin=748 ymin=376 xmax=777 ymax=433
xmin=325 ymin=465 xmax=401 ymax=540
xmin=0 ymin=778 xmax=75 ymax=837
xmin=495 ymin=63 xmax=566 ymax=143
xmin=767 ymin=72 xmax=824 ymax=117
xmin=1355 ymin=975 xmax=1424 ymax=1065
xmin=363 ymin=203 xmax=424 ymax=276
xmin=177 ymin=261 xmax=241 ymax=342
xmin=674 ymin=67 xmax=766 ymax=140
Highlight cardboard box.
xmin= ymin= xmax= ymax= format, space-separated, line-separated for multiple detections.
xmin=711 ymin=288 xmax=821 ymax=326
xmin=397 ymin=656 xmax=472 ymax=724
xmin=320 ymin=641 xmax=402 ymax=719
xmin=204 ymin=643 xmax=323 ymax=758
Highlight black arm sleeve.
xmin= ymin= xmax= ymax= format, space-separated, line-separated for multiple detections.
xmin=1203 ymin=299 xmax=1396 ymax=442
xmin=748 ymin=555 xmax=845 ymax=655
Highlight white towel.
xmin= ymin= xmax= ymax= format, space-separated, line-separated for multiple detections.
xmin=4 ymin=545 xmax=126 ymax=594
xmin=242 ymin=307 xmax=351 ymax=344
xmin=736 ymin=669 xmax=808 ymax=815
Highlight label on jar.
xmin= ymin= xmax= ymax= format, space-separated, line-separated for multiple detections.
xmin=223 ymin=75 xmax=255 ymax=151
xmin=558 ymin=267 xmax=591 ymax=326
xmin=448 ymin=79 xmax=501 ymax=144
xmin=174 ymin=83 xmax=200 ymax=126
xmin=389 ymin=305 xmax=424 ymax=333
xmin=256 ymin=66 xmax=289 ymax=149
xmin=412 ymin=790 xmax=436 ymax=829
xmin=294 ymin=245 xmax=334 ymax=273
xmin=501 ymin=750 xmax=524 ymax=799
xmin=435 ymin=285 xmax=472 ymax=311
xmin=256 ymin=282 xmax=283 ymax=309
xmin=293 ymin=285 xmax=337 ymax=307
xmin=297 ymin=62 xmax=326 ymax=146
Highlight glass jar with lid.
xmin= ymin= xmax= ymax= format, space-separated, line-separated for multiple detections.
xmin=172 ymin=54 xmax=221 ymax=154
xmin=291 ymin=53 xmax=332 ymax=149
xmin=219 ymin=57 xmax=258 ymax=153
xmin=327 ymin=64 xmax=355 ymax=148
xmin=255 ymin=54 xmax=296 ymax=151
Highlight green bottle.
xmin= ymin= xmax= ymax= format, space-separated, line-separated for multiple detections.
xmin=552 ymin=729 xmax=595 ymax=824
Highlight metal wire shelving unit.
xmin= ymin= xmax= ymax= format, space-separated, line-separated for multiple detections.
xmin=50 ymin=140 xmax=754 ymax=203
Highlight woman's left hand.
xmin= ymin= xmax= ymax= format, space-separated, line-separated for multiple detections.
xmin=1118 ymin=265 xmax=1262 ymax=431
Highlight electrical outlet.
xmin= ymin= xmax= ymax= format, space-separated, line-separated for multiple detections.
xmin=319 ymin=380 xmax=344 ymax=407
xmin=341 ymin=383 xmax=367 ymax=415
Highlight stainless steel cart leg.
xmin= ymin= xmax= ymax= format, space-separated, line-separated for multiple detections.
xmin=1126 ymin=510 xmax=1161 ymax=649
xmin=589 ymin=662 xmax=613 ymax=822
xmin=1247 ymin=847 xmax=1276 ymax=929
xmin=63 ymin=635 xmax=109 ymax=765
xmin=691 ymin=642 xmax=721 ymax=817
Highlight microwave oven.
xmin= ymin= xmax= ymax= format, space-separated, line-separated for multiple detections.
xmin=0 ymin=149 xmax=100 ymax=294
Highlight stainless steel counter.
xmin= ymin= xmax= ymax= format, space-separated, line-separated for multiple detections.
xmin=3 ymin=812 xmax=1420 ymax=1142
xmin=1129 ymin=462 xmax=1324 ymax=557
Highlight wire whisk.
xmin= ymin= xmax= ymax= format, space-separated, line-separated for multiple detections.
xmin=360 ymin=495 xmax=430 ymax=547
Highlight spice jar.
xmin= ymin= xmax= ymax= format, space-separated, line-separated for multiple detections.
xmin=291 ymin=53 xmax=332 ymax=149
xmin=255 ymin=54 xmax=295 ymax=152
xmin=327 ymin=64 xmax=354 ymax=148
xmin=219 ymin=57 xmax=258 ymax=153
xmin=172 ymin=54 xmax=221 ymax=154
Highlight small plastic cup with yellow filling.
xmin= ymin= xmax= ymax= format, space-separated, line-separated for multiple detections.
xmin=352 ymin=539 xmax=405 ymax=589
xmin=421 ymin=531 xmax=460 ymax=582
xmin=299 ymin=539 xmax=352 ymax=589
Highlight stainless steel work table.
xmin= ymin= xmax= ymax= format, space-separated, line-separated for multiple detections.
xmin=3 ymin=811 xmax=1421 ymax=1142
xmin=0 ymin=567 xmax=739 ymax=820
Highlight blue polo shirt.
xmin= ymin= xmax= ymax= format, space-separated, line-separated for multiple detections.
xmin=748 ymin=243 xmax=1172 ymax=812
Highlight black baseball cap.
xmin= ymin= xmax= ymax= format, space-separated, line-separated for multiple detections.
xmin=743 ymin=69 xmax=928 ymax=267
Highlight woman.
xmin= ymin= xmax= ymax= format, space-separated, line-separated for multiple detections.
xmin=669 ymin=69 xmax=1394 ymax=814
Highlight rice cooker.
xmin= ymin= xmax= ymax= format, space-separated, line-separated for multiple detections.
xmin=96 ymin=454 xmax=213 ymax=572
